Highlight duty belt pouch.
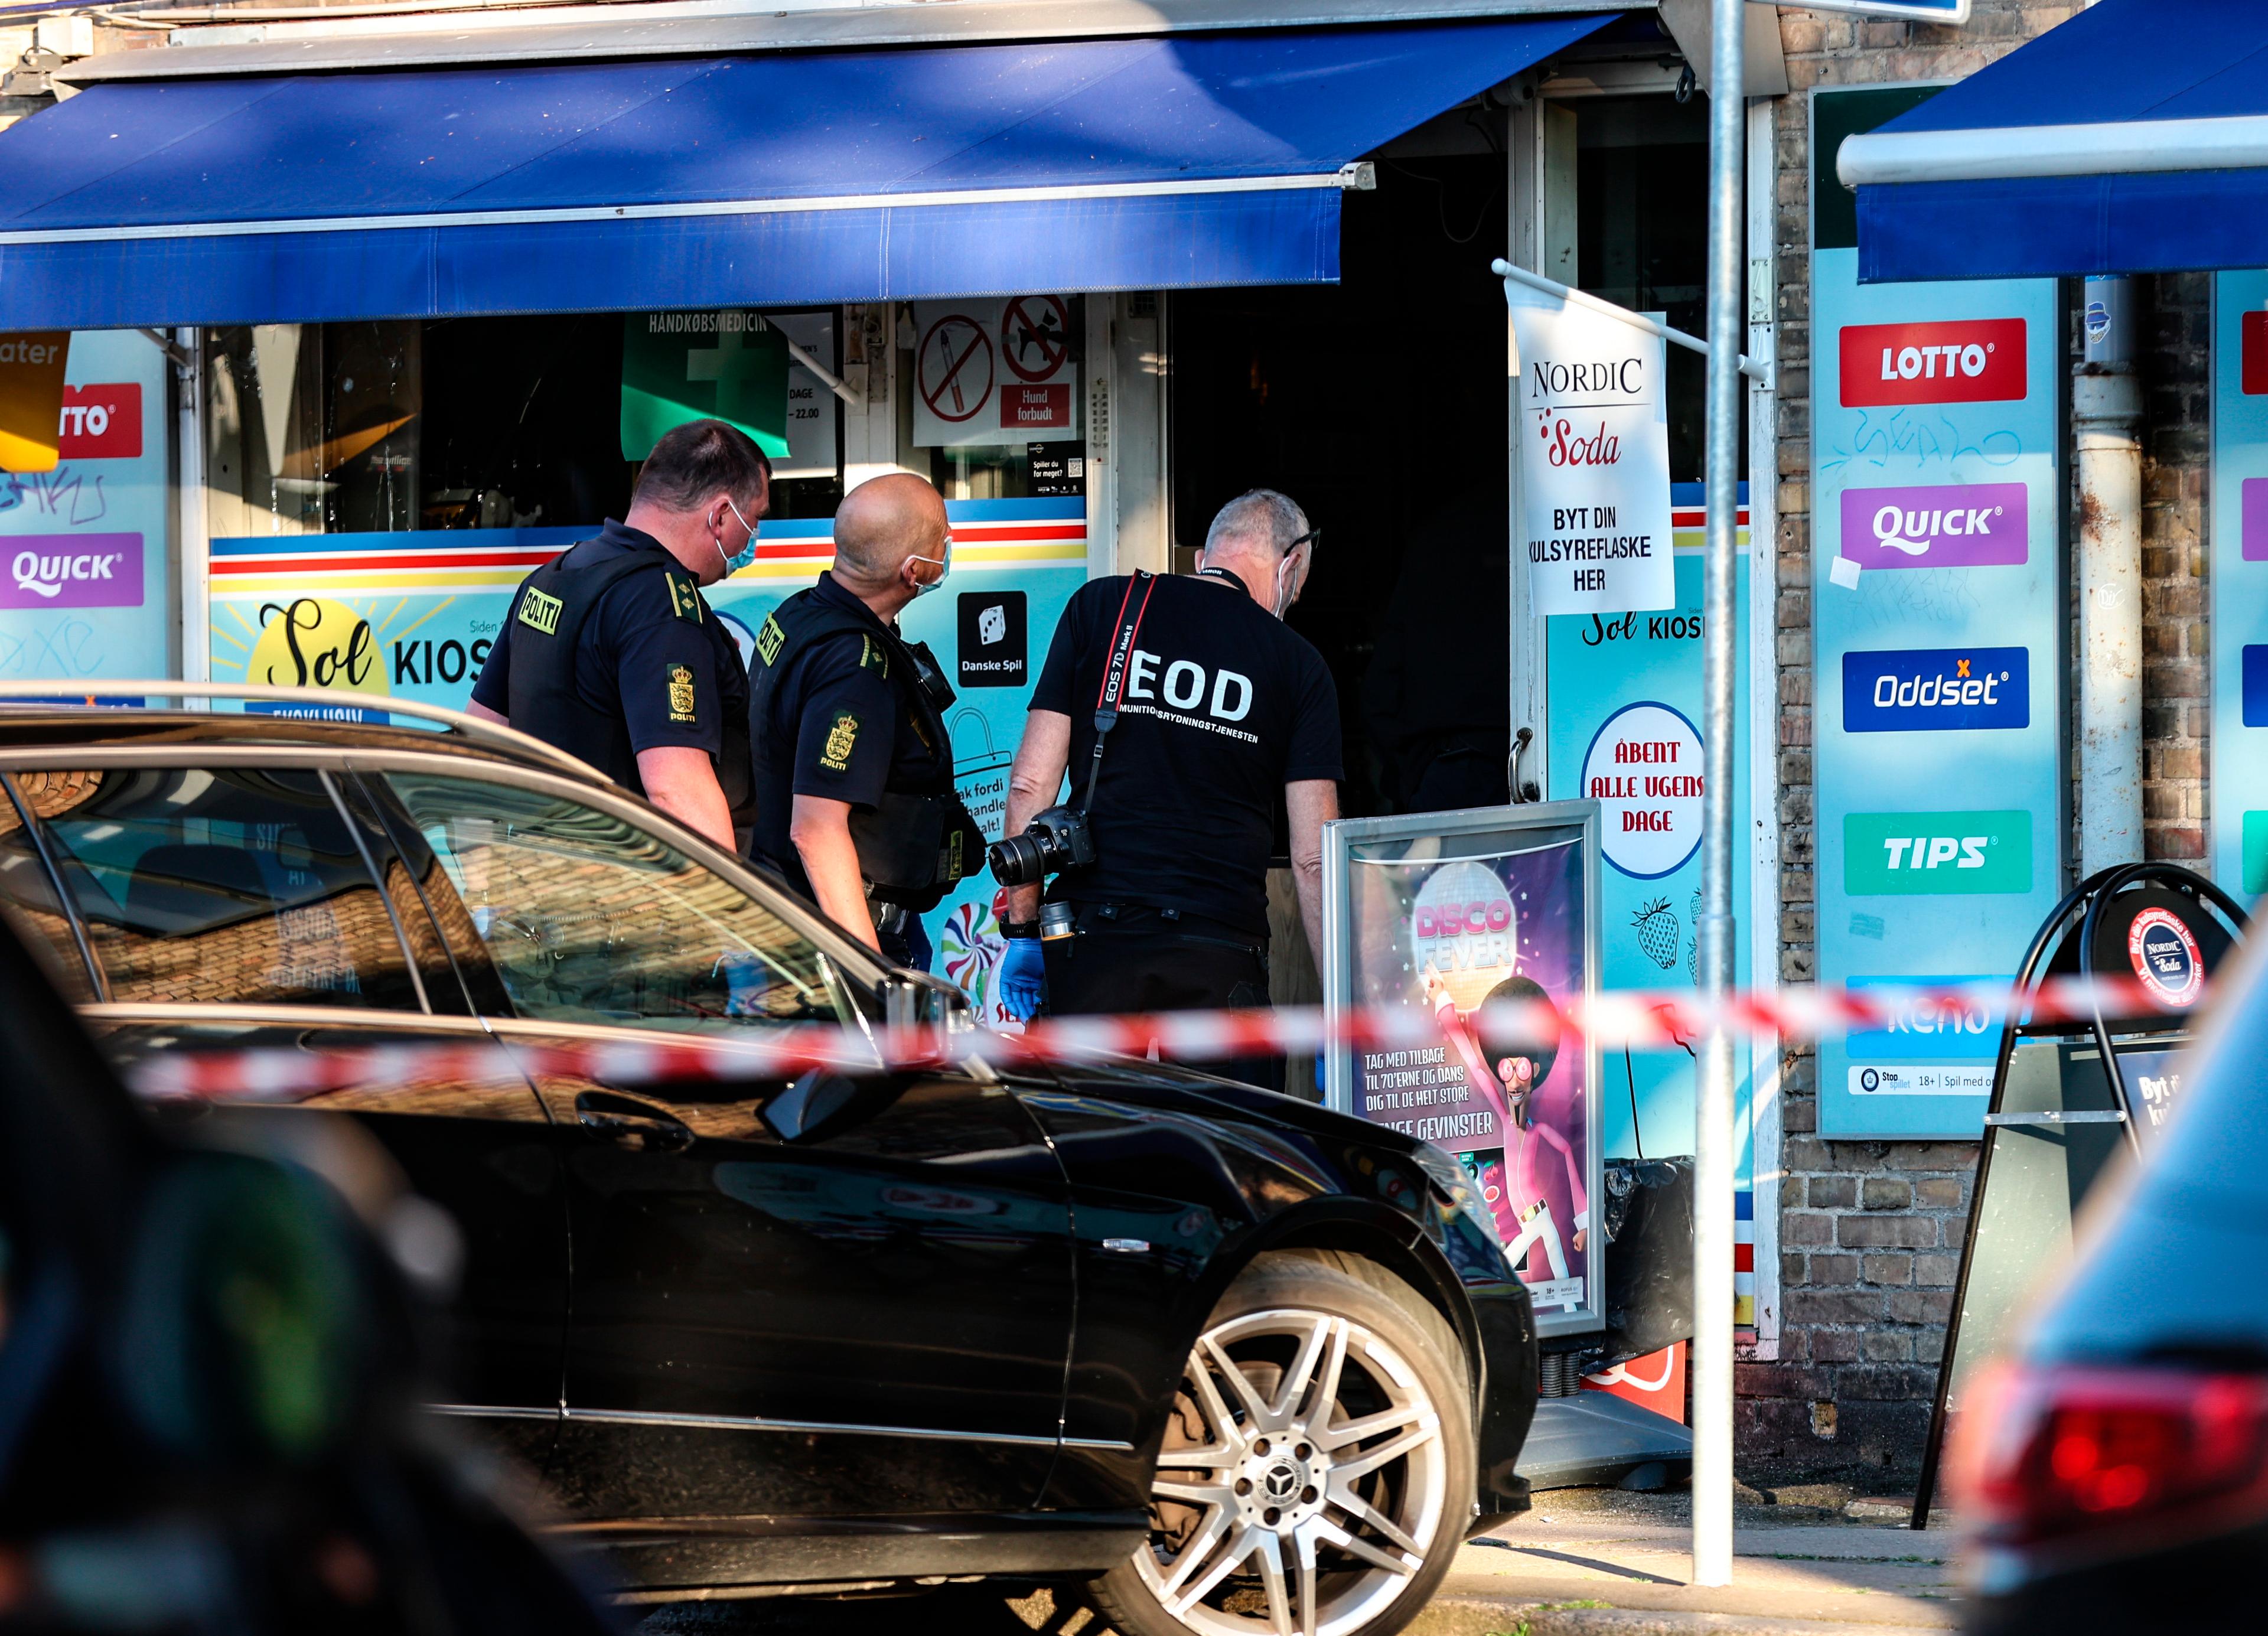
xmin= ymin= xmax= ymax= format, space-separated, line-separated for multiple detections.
xmin=853 ymin=790 xmax=985 ymax=911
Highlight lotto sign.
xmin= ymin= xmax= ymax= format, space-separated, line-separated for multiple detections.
xmin=1838 ymin=320 xmax=2026 ymax=408
xmin=912 ymin=296 xmax=1081 ymax=450
xmin=56 ymin=384 xmax=142 ymax=461
xmin=1504 ymin=282 xmax=1675 ymax=615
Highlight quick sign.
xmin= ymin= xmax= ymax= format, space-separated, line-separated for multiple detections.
xmin=1838 ymin=482 xmax=2026 ymax=569
xmin=1838 ymin=319 xmax=2026 ymax=407
xmin=1843 ymin=810 xmax=2031 ymax=896
xmin=0 ymin=535 xmax=145 ymax=609
xmin=1841 ymin=647 xmax=2028 ymax=732
xmin=1506 ymin=283 xmax=1675 ymax=615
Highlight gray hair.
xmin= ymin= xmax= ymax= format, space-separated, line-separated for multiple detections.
xmin=1203 ymin=488 xmax=1309 ymax=558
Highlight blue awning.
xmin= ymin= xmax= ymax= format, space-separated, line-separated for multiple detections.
xmin=0 ymin=15 xmax=1608 ymax=330
xmin=1847 ymin=0 xmax=2268 ymax=283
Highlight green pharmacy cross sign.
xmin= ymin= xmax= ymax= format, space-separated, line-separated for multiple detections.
xmin=621 ymin=311 xmax=791 ymax=461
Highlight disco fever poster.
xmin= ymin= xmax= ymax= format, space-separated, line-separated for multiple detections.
xmin=1323 ymin=804 xmax=1602 ymax=1335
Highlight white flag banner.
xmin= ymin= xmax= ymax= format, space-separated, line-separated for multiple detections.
xmin=1508 ymin=285 xmax=1676 ymax=616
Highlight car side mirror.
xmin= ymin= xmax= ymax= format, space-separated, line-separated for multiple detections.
xmin=762 ymin=1069 xmax=895 ymax=1144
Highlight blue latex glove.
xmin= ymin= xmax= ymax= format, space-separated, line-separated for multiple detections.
xmin=999 ymin=937 xmax=1048 ymax=1022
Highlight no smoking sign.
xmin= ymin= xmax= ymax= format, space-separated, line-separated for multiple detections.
xmin=911 ymin=295 xmax=1080 ymax=449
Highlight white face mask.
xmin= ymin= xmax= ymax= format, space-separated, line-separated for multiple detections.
xmin=907 ymin=534 xmax=953 ymax=597
xmin=1272 ymin=554 xmax=1304 ymax=619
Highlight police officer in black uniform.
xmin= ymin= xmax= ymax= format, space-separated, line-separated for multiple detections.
xmin=747 ymin=472 xmax=981 ymax=970
xmin=468 ymin=419 xmax=767 ymax=854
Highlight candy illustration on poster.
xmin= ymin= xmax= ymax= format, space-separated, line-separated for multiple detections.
xmin=1346 ymin=839 xmax=1591 ymax=1314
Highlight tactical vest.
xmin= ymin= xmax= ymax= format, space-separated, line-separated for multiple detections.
xmin=750 ymin=586 xmax=982 ymax=911
xmin=504 ymin=540 xmax=754 ymax=832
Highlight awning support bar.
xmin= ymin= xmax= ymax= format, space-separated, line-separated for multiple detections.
xmin=757 ymin=317 xmax=865 ymax=409
xmin=1491 ymin=258 xmax=1771 ymax=387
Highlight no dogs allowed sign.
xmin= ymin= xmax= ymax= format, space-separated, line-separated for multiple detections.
xmin=912 ymin=296 xmax=1081 ymax=450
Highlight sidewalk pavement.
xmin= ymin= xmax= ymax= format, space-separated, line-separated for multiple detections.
xmin=1414 ymin=1486 xmax=1962 ymax=1636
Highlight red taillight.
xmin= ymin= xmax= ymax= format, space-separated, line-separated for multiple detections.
xmin=1953 ymin=1364 xmax=2268 ymax=1546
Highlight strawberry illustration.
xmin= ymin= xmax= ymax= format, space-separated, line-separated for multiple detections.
xmin=1632 ymin=897 xmax=1679 ymax=969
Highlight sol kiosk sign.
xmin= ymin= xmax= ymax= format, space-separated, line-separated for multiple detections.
xmin=1506 ymin=283 xmax=1676 ymax=616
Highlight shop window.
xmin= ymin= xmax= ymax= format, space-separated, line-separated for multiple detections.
xmin=204 ymin=309 xmax=849 ymax=542
xmin=901 ymin=295 xmax=1087 ymax=503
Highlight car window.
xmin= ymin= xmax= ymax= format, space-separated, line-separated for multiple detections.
xmin=17 ymin=767 xmax=423 ymax=1012
xmin=0 ymin=781 xmax=95 ymax=1003
xmin=379 ymin=771 xmax=858 ymax=1032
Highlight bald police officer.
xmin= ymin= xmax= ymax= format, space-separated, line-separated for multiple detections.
xmin=746 ymin=474 xmax=981 ymax=969
xmin=468 ymin=420 xmax=768 ymax=853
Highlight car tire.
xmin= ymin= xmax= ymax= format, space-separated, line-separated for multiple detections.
xmin=1089 ymin=1249 xmax=1474 ymax=1636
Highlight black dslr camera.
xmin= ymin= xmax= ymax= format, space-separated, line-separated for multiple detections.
xmin=987 ymin=802 xmax=1094 ymax=888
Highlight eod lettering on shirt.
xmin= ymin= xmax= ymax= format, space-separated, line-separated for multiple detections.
xmin=1122 ymin=647 xmax=1256 ymax=737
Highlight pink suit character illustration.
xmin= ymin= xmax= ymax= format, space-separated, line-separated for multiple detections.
xmin=1424 ymin=966 xmax=1588 ymax=1308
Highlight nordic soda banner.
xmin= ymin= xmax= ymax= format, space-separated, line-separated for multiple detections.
xmin=0 ymin=330 xmax=171 ymax=690
xmin=1506 ymin=282 xmax=1675 ymax=617
xmin=207 ymin=498 xmax=1089 ymax=1023
xmin=1810 ymin=247 xmax=2062 ymax=1140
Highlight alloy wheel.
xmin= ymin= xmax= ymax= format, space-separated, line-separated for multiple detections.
xmin=1133 ymin=1306 xmax=1448 ymax=1636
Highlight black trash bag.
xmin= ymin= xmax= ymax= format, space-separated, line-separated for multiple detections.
xmin=1596 ymin=1156 xmax=1695 ymax=1369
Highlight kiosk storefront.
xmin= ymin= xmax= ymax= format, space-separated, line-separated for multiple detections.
xmin=0 ymin=4 xmax=1790 ymax=1374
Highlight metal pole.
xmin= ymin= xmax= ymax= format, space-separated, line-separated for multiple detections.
xmin=2075 ymin=276 xmax=2142 ymax=876
xmin=1692 ymin=0 xmax=1744 ymax=1591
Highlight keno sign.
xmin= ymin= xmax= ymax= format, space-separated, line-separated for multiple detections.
xmin=1506 ymin=286 xmax=1676 ymax=615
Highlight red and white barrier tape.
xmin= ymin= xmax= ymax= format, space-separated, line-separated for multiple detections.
xmin=122 ymin=973 xmax=2198 ymax=1105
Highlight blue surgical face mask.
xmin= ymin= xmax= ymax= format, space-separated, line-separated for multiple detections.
xmin=717 ymin=495 xmax=761 ymax=578
xmin=908 ymin=533 xmax=953 ymax=597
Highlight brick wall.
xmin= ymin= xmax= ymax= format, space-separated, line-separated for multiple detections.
xmin=2140 ymin=272 xmax=2214 ymax=864
xmin=1746 ymin=2 xmax=2090 ymax=1471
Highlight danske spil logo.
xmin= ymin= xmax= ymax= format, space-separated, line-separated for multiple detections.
xmin=1844 ymin=810 xmax=2031 ymax=897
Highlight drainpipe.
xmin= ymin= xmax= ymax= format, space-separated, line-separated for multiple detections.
xmin=2075 ymin=276 xmax=2142 ymax=876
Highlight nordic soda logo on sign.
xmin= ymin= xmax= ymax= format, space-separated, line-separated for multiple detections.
xmin=1844 ymin=811 xmax=2031 ymax=896
xmin=1839 ymin=320 xmax=2026 ymax=408
xmin=1837 ymin=482 xmax=2027 ymax=570
xmin=1842 ymin=647 xmax=2028 ymax=733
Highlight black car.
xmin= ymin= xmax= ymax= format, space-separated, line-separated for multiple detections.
xmin=0 ymin=697 xmax=1538 ymax=1636
xmin=1951 ymin=928 xmax=2268 ymax=1631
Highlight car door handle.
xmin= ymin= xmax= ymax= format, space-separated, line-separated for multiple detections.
xmin=573 ymin=1090 xmax=695 ymax=1153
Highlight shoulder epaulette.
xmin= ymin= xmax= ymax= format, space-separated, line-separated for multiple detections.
xmin=662 ymin=565 xmax=704 ymax=624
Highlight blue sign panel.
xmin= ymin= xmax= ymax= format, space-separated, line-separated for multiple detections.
xmin=1811 ymin=89 xmax=2062 ymax=1140
xmin=2212 ymin=272 xmax=2268 ymax=894
xmin=2244 ymin=642 xmax=2268 ymax=729
xmin=1840 ymin=646 xmax=2028 ymax=732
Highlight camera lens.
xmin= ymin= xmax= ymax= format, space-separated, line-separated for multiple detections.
xmin=988 ymin=832 xmax=1045 ymax=887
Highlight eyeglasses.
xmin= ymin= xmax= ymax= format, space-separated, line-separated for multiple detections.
xmin=1288 ymin=526 xmax=1321 ymax=554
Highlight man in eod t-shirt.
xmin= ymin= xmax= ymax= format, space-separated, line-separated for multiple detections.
xmin=995 ymin=489 xmax=1342 ymax=1088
